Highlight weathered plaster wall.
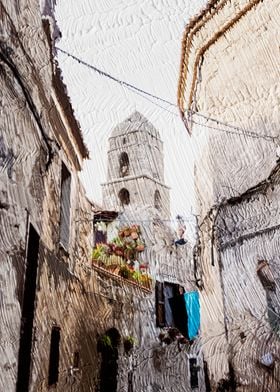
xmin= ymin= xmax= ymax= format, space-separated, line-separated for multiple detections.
xmin=1 ymin=2 xmax=206 ymax=391
xmin=0 ymin=1 xmax=93 ymax=391
xmin=192 ymin=0 xmax=280 ymax=215
xmin=215 ymin=168 xmax=280 ymax=391
xmin=179 ymin=0 xmax=280 ymax=389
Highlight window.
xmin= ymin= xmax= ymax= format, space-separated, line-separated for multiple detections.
xmin=94 ymin=221 xmax=107 ymax=246
xmin=73 ymin=351 xmax=80 ymax=369
xmin=155 ymin=281 xmax=187 ymax=336
xmin=16 ymin=224 xmax=40 ymax=392
xmin=119 ymin=188 xmax=130 ymax=206
xmin=95 ymin=229 xmax=107 ymax=245
xmin=154 ymin=190 xmax=162 ymax=210
xmin=189 ymin=358 xmax=199 ymax=389
xmin=128 ymin=370 xmax=133 ymax=392
xmin=48 ymin=326 xmax=61 ymax=386
xmin=119 ymin=152 xmax=129 ymax=177
xmin=59 ymin=162 xmax=71 ymax=249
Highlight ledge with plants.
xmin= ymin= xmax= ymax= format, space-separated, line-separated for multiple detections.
xmin=92 ymin=224 xmax=152 ymax=290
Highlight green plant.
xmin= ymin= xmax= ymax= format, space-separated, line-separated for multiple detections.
xmin=100 ymin=334 xmax=112 ymax=349
xmin=119 ymin=265 xmax=133 ymax=279
xmin=140 ymin=273 xmax=152 ymax=287
xmin=123 ymin=335 xmax=137 ymax=352
xmin=132 ymin=270 xmax=142 ymax=282
xmin=136 ymin=240 xmax=145 ymax=252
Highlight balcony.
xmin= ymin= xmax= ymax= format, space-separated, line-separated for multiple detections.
xmin=92 ymin=224 xmax=152 ymax=292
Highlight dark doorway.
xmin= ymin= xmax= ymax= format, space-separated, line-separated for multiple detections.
xmin=16 ymin=224 xmax=40 ymax=392
xmin=99 ymin=328 xmax=120 ymax=392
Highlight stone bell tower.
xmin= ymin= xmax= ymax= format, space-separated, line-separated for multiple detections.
xmin=102 ymin=111 xmax=170 ymax=219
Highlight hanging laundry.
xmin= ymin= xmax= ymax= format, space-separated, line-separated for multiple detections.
xmin=184 ymin=291 xmax=200 ymax=340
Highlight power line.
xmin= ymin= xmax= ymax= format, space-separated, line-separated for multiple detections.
xmin=57 ymin=48 xmax=278 ymax=144
xmin=57 ymin=47 xmax=176 ymax=108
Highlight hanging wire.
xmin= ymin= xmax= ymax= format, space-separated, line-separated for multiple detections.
xmin=56 ymin=47 xmax=279 ymax=144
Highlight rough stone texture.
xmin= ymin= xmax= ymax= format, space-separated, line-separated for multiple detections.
xmin=178 ymin=0 xmax=280 ymax=390
xmin=0 ymin=2 xmax=93 ymax=391
xmin=1 ymin=3 xmax=205 ymax=391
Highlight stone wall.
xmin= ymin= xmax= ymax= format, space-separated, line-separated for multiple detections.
xmin=0 ymin=1 xmax=207 ymax=391
xmin=0 ymin=1 xmax=93 ymax=390
xmin=178 ymin=0 xmax=280 ymax=389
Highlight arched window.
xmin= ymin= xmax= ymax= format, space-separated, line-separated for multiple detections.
xmin=154 ymin=190 xmax=162 ymax=210
xmin=119 ymin=188 xmax=130 ymax=206
xmin=119 ymin=152 xmax=129 ymax=177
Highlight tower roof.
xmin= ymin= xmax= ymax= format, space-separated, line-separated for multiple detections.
xmin=110 ymin=111 xmax=161 ymax=140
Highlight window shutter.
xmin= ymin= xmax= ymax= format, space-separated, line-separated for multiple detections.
xmin=155 ymin=281 xmax=165 ymax=327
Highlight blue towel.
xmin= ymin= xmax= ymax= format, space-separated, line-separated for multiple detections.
xmin=184 ymin=291 xmax=200 ymax=340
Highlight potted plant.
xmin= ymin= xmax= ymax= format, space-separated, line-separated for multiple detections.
xmin=119 ymin=265 xmax=133 ymax=279
xmin=123 ymin=336 xmax=136 ymax=353
xmin=98 ymin=334 xmax=113 ymax=351
xmin=132 ymin=270 xmax=142 ymax=283
xmin=136 ymin=240 xmax=145 ymax=252
xmin=131 ymin=231 xmax=138 ymax=240
xmin=140 ymin=273 xmax=152 ymax=288
xmin=123 ymin=227 xmax=131 ymax=237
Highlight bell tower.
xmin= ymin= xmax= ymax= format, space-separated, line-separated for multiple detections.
xmin=102 ymin=111 xmax=170 ymax=219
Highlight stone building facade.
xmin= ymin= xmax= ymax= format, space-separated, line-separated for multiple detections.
xmin=0 ymin=1 xmax=97 ymax=391
xmin=178 ymin=0 xmax=280 ymax=390
xmin=102 ymin=111 xmax=171 ymax=220
xmin=1 ymin=2 xmax=205 ymax=392
xmin=97 ymin=111 xmax=207 ymax=392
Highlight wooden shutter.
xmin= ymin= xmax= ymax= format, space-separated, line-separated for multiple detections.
xmin=155 ymin=281 xmax=165 ymax=327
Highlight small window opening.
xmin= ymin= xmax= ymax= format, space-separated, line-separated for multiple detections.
xmin=119 ymin=188 xmax=130 ymax=206
xmin=48 ymin=326 xmax=61 ymax=386
xmin=128 ymin=370 xmax=133 ymax=392
xmin=257 ymin=260 xmax=276 ymax=291
xmin=73 ymin=351 xmax=80 ymax=369
xmin=189 ymin=358 xmax=199 ymax=389
xmin=154 ymin=190 xmax=162 ymax=210
xmin=123 ymin=137 xmax=126 ymax=145
xmin=119 ymin=152 xmax=129 ymax=177
xmin=59 ymin=163 xmax=71 ymax=249
xmin=94 ymin=221 xmax=107 ymax=246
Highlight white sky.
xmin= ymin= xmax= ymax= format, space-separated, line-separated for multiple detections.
xmin=55 ymin=0 xmax=206 ymax=230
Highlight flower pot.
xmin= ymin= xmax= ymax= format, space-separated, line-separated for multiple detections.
xmin=131 ymin=231 xmax=138 ymax=240
xmin=124 ymin=229 xmax=131 ymax=237
xmin=136 ymin=244 xmax=144 ymax=252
